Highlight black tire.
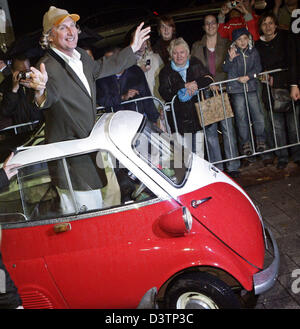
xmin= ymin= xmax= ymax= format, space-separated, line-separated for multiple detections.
xmin=164 ymin=272 xmax=241 ymax=309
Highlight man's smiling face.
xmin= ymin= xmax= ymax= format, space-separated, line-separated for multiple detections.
xmin=50 ymin=16 xmax=79 ymax=56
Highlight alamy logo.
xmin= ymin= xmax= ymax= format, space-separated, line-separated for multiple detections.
xmin=0 ymin=269 xmax=6 ymax=293
xmin=291 ymin=269 xmax=300 ymax=294
xmin=291 ymin=9 xmax=300 ymax=34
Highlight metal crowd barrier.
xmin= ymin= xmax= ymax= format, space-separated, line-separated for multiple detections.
xmin=0 ymin=120 xmax=40 ymax=135
xmin=1 ymin=69 xmax=299 ymax=169
xmin=167 ymin=68 xmax=300 ymax=167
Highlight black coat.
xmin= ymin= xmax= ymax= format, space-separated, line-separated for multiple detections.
xmin=255 ymin=30 xmax=290 ymax=89
xmin=288 ymin=30 xmax=300 ymax=86
xmin=96 ymin=65 xmax=159 ymax=123
xmin=158 ymin=57 xmax=213 ymax=134
xmin=0 ymin=252 xmax=22 ymax=309
xmin=0 ymin=75 xmax=44 ymax=126
xmin=0 ymin=168 xmax=8 ymax=190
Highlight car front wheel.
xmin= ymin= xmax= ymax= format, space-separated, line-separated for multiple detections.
xmin=163 ymin=272 xmax=241 ymax=309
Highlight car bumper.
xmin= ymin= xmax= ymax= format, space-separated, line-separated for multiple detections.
xmin=253 ymin=226 xmax=280 ymax=295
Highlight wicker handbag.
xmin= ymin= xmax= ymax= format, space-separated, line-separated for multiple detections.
xmin=195 ymin=90 xmax=234 ymax=127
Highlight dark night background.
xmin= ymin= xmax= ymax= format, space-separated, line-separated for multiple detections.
xmin=8 ymin=0 xmax=200 ymax=37
xmin=8 ymin=0 xmax=276 ymax=38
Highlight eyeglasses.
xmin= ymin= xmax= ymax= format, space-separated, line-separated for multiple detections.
xmin=205 ymin=21 xmax=217 ymax=26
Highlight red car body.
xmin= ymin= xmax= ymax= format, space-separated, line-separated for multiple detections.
xmin=0 ymin=112 xmax=279 ymax=309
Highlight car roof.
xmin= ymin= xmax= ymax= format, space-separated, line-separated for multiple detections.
xmin=8 ymin=111 xmax=144 ymax=167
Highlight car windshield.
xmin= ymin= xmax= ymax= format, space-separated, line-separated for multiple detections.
xmin=132 ymin=121 xmax=192 ymax=186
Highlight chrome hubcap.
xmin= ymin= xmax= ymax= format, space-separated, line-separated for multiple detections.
xmin=176 ymin=292 xmax=219 ymax=309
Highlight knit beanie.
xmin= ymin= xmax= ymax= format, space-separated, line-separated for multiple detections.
xmin=232 ymin=27 xmax=251 ymax=42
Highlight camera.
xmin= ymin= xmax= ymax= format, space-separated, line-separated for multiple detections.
xmin=17 ymin=70 xmax=32 ymax=80
xmin=227 ymin=1 xmax=240 ymax=9
xmin=146 ymin=59 xmax=151 ymax=66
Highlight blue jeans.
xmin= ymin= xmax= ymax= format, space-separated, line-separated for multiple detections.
xmin=271 ymin=105 xmax=300 ymax=163
xmin=230 ymin=91 xmax=266 ymax=148
xmin=204 ymin=117 xmax=240 ymax=172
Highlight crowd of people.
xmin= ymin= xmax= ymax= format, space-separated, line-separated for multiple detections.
xmin=0 ymin=0 xmax=300 ymax=308
xmin=154 ymin=0 xmax=300 ymax=177
xmin=94 ymin=0 xmax=300 ymax=177
xmin=0 ymin=1 xmax=298 ymax=174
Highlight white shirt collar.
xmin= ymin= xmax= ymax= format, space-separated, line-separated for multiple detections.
xmin=50 ymin=46 xmax=81 ymax=64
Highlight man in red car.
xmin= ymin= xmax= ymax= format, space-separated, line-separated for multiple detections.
xmin=218 ymin=0 xmax=260 ymax=41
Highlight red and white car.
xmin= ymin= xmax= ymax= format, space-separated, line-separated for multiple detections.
xmin=0 ymin=111 xmax=279 ymax=309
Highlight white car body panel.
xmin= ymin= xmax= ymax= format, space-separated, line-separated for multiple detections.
xmin=8 ymin=111 xmax=254 ymax=206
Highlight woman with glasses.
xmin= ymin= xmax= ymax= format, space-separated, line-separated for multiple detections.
xmin=191 ymin=14 xmax=240 ymax=178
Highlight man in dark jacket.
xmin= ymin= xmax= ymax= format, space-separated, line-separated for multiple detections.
xmin=25 ymin=6 xmax=150 ymax=144
xmin=96 ymin=63 xmax=159 ymax=123
xmin=23 ymin=6 xmax=150 ymax=212
xmin=0 ymin=55 xmax=43 ymax=131
xmin=0 ymin=153 xmax=22 ymax=309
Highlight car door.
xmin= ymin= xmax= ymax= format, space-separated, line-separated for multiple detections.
xmin=1 ymin=150 xmax=167 ymax=308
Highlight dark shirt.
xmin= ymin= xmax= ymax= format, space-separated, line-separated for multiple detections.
xmin=0 ymin=168 xmax=9 ymax=190
xmin=255 ymin=30 xmax=290 ymax=89
xmin=0 ymin=251 xmax=22 ymax=309
xmin=0 ymin=75 xmax=43 ymax=127
xmin=152 ymin=38 xmax=173 ymax=65
xmin=159 ymin=56 xmax=213 ymax=134
xmin=96 ymin=65 xmax=159 ymax=123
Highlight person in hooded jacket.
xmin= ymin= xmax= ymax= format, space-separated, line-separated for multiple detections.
xmin=223 ymin=27 xmax=266 ymax=156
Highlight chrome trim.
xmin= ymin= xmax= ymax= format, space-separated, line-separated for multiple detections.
xmin=1 ymin=197 xmax=164 ymax=229
xmin=253 ymin=226 xmax=280 ymax=295
xmin=62 ymin=158 xmax=79 ymax=214
xmin=255 ymin=205 xmax=268 ymax=250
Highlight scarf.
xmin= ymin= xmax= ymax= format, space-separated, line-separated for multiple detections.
xmin=171 ymin=59 xmax=190 ymax=82
xmin=171 ymin=60 xmax=197 ymax=102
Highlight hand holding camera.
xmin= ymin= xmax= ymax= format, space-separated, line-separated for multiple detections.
xmin=226 ymin=1 xmax=239 ymax=9
xmin=11 ymin=70 xmax=30 ymax=92
xmin=221 ymin=1 xmax=249 ymax=16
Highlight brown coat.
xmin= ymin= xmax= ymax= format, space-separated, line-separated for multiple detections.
xmin=191 ymin=33 xmax=229 ymax=83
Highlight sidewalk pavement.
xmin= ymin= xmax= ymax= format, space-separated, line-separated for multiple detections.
xmin=235 ymin=158 xmax=300 ymax=309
